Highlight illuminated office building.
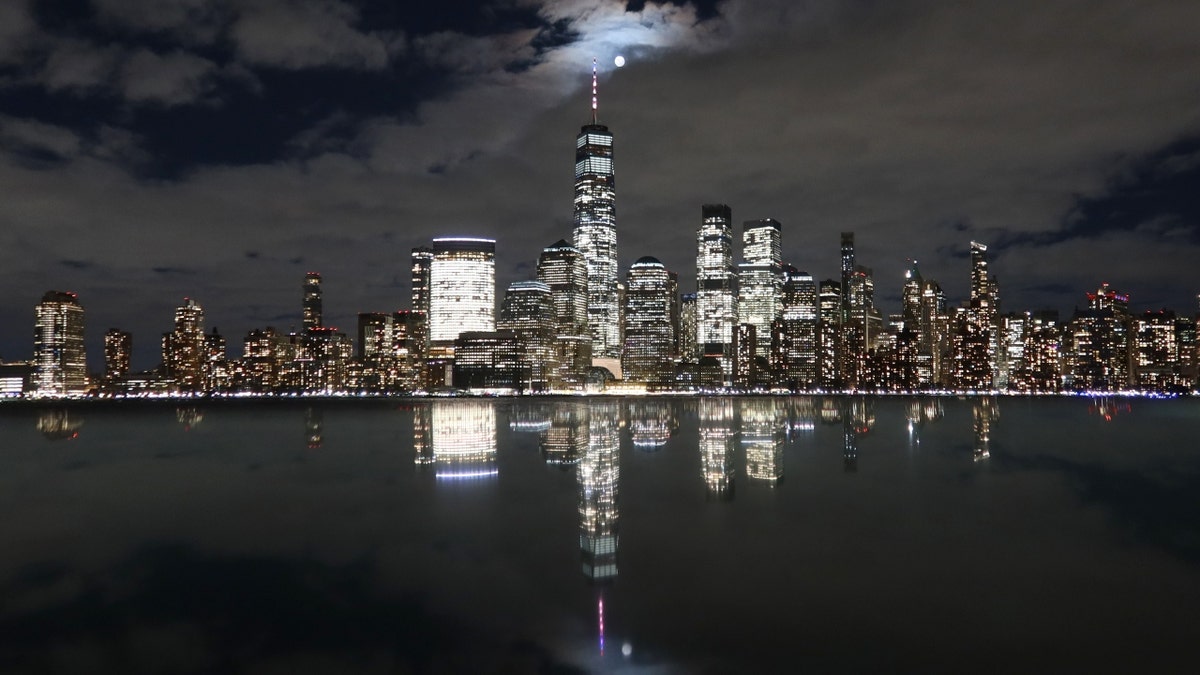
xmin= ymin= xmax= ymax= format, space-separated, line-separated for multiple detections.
xmin=410 ymin=246 xmax=433 ymax=354
xmin=699 ymin=398 xmax=735 ymax=500
xmin=738 ymin=218 xmax=782 ymax=357
xmin=429 ymin=238 xmax=496 ymax=349
xmin=104 ymin=329 xmax=132 ymax=383
xmin=696 ymin=204 xmax=737 ymax=378
xmin=678 ymin=293 xmax=698 ymax=362
xmin=622 ymin=257 xmax=675 ymax=384
xmin=499 ymin=280 xmax=556 ymax=391
xmin=573 ymin=62 xmax=620 ymax=362
xmin=537 ymin=240 xmax=591 ymax=387
xmin=817 ymin=280 xmax=841 ymax=389
xmin=303 ymin=272 xmax=322 ymax=330
xmin=452 ymin=330 xmax=527 ymax=392
xmin=431 ymin=400 xmax=497 ymax=480
xmin=774 ymin=266 xmax=818 ymax=388
xmin=741 ymin=399 xmax=784 ymax=485
xmin=162 ymin=298 xmax=205 ymax=392
xmin=33 ymin=291 xmax=87 ymax=396
xmin=1134 ymin=309 xmax=1184 ymax=390
xmin=838 ymin=233 xmax=883 ymax=388
xmin=579 ymin=401 xmax=620 ymax=582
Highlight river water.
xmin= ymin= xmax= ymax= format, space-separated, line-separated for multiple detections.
xmin=1 ymin=397 xmax=1198 ymax=673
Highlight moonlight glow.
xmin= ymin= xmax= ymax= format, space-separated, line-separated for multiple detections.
xmin=614 ymin=55 xmax=626 ymax=67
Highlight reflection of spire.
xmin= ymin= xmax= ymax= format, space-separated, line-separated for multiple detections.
xmin=591 ymin=57 xmax=598 ymax=124
xmin=431 ymin=401 xmax=497 ymax=479
xmin=699 ymin=398 xmax=736 ymax=499
xmin=973 ymin=396 xmax=998 ymax=462
xmin=741 ymin=398 xmax=784 ymax=486
xmin=37 ymin=409 xmax=82 ymax=440
xmin=305 ymin=407 xmax=323 ymax=448
xmin=597 ymin=593 xmax=606 ymax=657
xmin=580 ymin=401 xmax=619 ymax=582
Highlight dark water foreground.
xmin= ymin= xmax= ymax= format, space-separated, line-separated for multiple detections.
xmin=1 ymin=397 xmax=1198 ymax=674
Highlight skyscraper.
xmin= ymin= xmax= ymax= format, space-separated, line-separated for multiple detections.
xmin=303 ymin=272 xmax=322 ymax=330
xmin=429 ymin=238 xmax=496 ymax=349
xmin=33 ymin=291 xmax=87 ymax=396
xmin=738 ymin=218 xmax=783 ymax=358
xmin=622 ymin=257 xmax=675 ymax=384
xmin=537 ymin=239 xmax=591 ymax=387
xmin=499 ymin=280 xmax=556 ymax=391
xmin=776 ymin=266 xmax=818 ymax=387
xmin=411 ymin=246 xmax=433 ymax=354
xmin=104 ymin=329 xmax=132 ymax=383
xmin=573 ymin=60 xmax=619 ymax=362
xmin=162 ymin=298 xmax=205 ymax=392
xmin=696 ymin=204 xmax=737 ymax=379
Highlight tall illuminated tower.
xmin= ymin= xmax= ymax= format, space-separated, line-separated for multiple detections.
xmin=738 ymin=219 xmax=782 ymax=358
xmin=410 ymin=246 xmax=433 ymax=354
xmin=537 ymin=240 xmax=591 ymax=388
xmin=696 ymin=204 xmax=737 ymax=376
xmin=573 ymin=59 xmax=619 ymax=362
xmin=303 ymin=272 xmax=322 ymax=330
xmin=104 ymin=329 xmax=132 ymax=382
xmin=163 ymin=298 xmax=205 ymax=391
xmin=33 ymin=291 xmax=87 ymax=396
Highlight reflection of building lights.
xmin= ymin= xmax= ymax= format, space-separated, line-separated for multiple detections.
xmin=742 ymin=399 xmax=784 ymax=486
xmin=580 ymin=402 xmax=619 ymax=581
xmin=700 ymin=398 xmax=736 ymax=498
xmin=431 ymin=400 xmax=497 ymax=479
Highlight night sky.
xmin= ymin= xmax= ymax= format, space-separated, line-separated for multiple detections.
xmin=1 ymin=0 xmax=1198 ymax=370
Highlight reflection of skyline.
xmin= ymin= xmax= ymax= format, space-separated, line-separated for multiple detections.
xmin=176 ymin=406 xmax=203 ymax=431
xmin=579 ymin=401 xmax=619 ymax=583
xmin=37 ymin=409 xmax=82 ymax=440
xmin=431 ymin=400 xmax=497 ymax=480
xmin=628 ymin=399 xmax=676 ymax=449
xmin=413 ymin=403 xmax=432 ymax=466
xmin=1089 ymin=397 xmax=1132 ymax=423
xmin=906 ymin=397 xmax=944 ymax=446
xmin=543 ymin=402 xmax=585 ymax=467
xmin=699 ymin=398 xmax=736 ymax=500
xmin=973 ymin=397 xmax=998 ymax=462
xmin=840 ymin=398 xmax=873 ymax=472
xmin=741 ymin=399 xmax=784 ymax=486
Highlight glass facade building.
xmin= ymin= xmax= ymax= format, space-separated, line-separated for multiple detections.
xmin=33 ymin=291 xmax=87 ymax=396
xmin=429 ymin=238 xmax=496 ymax=346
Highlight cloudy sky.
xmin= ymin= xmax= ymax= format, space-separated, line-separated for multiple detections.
xmin=1 ymin=0 xmax=1198 ymax=369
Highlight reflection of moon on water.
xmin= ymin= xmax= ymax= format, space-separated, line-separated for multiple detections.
xmin=614 ymin=55 xmax=626 ymax=67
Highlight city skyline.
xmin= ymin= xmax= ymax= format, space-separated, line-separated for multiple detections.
xmin=2 ymin=1 xmax=1199 ymax=369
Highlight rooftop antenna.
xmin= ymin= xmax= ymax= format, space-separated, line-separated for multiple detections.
xmin=591 ymin=57 xmax=598 ymax=124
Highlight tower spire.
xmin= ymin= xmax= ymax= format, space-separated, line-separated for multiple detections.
xmin=591 ymin=57 xmax=598 ymax=124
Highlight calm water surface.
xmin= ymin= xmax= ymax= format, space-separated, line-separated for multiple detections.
xmin=1 ymin=397 xmax=1198 ymax=673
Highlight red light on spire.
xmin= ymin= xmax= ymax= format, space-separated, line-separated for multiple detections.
xmin=591 ymin=57 xmax=598 ymax=124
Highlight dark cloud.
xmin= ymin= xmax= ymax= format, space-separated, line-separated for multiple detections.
xmin=0 ymin=0 xmax=1199 ymax=368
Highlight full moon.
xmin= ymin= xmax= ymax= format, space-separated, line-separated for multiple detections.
xmin=614 ymin=55 xmax=626 ymax=67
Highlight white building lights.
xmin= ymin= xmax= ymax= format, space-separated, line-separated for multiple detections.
xmin=429 ymin=238 xmax=496 ymax=346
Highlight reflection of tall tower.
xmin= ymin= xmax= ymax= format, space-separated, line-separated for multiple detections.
xmin=303 ymin=272 xmax=323 ymax=330
xmin=973 ymin=397 xmax=997 ymax=461
xmin=33 ymin=291 xmax=87 ymax=396
xmin=431 ymin=400 xmax=497 ymax=479
xmin=699 ymin=398 xmax=736 ymax=500
xmin=905 ymin=397 xmax=944 ymax=447
xmin=305 ymin=407 xmax=323 ymax=448
xmin=741 ymin=398 xmax=784 ymax=485
xmin=413 ymin=403 xmax=433 ymax=466
xmin=573 ymin=60 xmax=620 ymax=362
xmin=841 ymin=399 xmax=858 ymax=472
xmin=579 ymin=401 xmax=620 ymax=582
xmin=36 ymin=409 xmax=82 ymax=440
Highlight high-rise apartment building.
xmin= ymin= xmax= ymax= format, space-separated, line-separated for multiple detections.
xmin=33 ymin=291 xmax=87 ymax=396
xmin=104 ymin=329 xmax=132 ymax=382
xmin=429 ymin=238 xmax=496 ymax=349
xmin=573 ymin=62 xmax=620 ymax=361
xmin=696 ymin=204 xmax=737 ymax=379
xmin=162 ymin=298 xmax=205 ymax=392
xmin=817 ymin=280 xmax=841 ymax=389
xmin=622 ymin=257 xmax=675 ymax=384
